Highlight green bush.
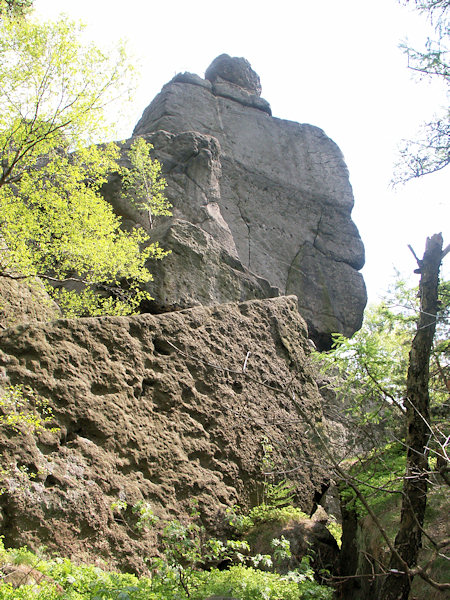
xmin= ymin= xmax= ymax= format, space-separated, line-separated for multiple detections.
xmin=227 ymin=503 xmax=310 ymax=534
xmin=0 ymin=536 xmax=333 ymax=600
xmin=0 ymin=582 xmax=61 ymax=599
xmin=194 ymin=564 xmax=333 ymax=600
xmin=340 ymin=442 xmax=406 ymax=517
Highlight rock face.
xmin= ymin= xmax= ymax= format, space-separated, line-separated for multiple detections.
xmin=0 ymin=296 xmax=329 ymax=572
xmin=106 ymin=54 xmax=366 ymax=349
xmin=103 ymin=130 xmax=279 ymax=313
xmin=0 ymin=278 xmax=60 ymax=329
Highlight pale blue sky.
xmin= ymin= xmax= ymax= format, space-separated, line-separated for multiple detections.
xmin=34 ymin=0 xmax=450 ymax=301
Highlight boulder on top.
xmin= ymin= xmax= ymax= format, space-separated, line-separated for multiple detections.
xmin=205 ymin=53 xmax=262 ymax=95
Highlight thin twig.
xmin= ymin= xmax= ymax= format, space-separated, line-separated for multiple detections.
xmin=242 ymin=351 xmax=251 ymax=373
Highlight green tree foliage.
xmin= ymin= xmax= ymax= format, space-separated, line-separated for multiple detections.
xmin=394 ymin=0 xmax=450 ymax=182
xmin=318 ymin=275 xmax=449 ymax=428
xmin=317 ymin=240 xmax=449 ymax=597
xmin=121 ymin=138 xmax=172 ymax=230
xmin=0 ymin=384 xmax=59 ymax=493
xmin=0 ymin=14 xmax=132 ymax=184
xmin=379 ymin=235 xmax=448 ymax=600
xmin=0 ymin=525 xmax=333 ymax=599
xmin=0 ymin=14 xmax=169 ymax=317
xmin=0 ymin=384 xmax=56 ymax=435
xmin=0 ymin=0 xmax=32 ymax=18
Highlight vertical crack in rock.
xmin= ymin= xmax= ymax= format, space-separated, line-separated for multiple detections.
xmin=214 ymin=96 xmax=252 ymax=268
xmin=236 ymin=199 xmax=252 ymax=267
xmin=286 ymin=243 xmax=307 ymax=295
xmin=312 ymin=209 xmax=324 ymax=251
xmin=184 ymin=170 xmax=209 ymax=203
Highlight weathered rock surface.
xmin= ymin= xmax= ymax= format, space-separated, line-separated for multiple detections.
xmin=0 ymin=296 xmax=329 ymax=572
xmin=249 ymin=517 xmax=339 ymax=575
xmin=0 ymin=564 xmax=64 ymax=592
xmin=0 ymin=277 xmax=60 ymax=329
xmin=107 ymin=54 xmax=366 ymax=349
xmin=140 ymin=219 xmax=279 ymax=312
xmin=102 ymin=130 xmax=279 ymax=311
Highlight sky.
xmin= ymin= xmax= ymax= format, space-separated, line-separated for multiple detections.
xmin=33 ymin=0 xmax=449 ymax=303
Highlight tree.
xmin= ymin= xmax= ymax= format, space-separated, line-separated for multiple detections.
xmin=121 ymin=137 xmax=172 ymax=230
xmin=0 ymin=13 xmax=131 ymax=183
xmin=316 ymin=238 xmax=449 ymax=598
xmin=320 ymin=273 xmax=449 ymax=430
xmin=324 ymin=6 xmax=450 ymax=594
xmin=0 ymin=0 xmax=32 ymax=18
xmin=0 ymin=13 xmax=169 ymax=318
xmin=377 ymin=235 xmax=448 ymax=599
xmin=393 ymin=1 xmax=449 ymax=183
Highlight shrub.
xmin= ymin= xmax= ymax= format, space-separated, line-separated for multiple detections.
xmin=194 ymin=564 xmax=333 ymax=600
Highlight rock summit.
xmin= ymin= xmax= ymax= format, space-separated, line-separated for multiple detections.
xmin=107 ymin=54 xmax=367 ymax=349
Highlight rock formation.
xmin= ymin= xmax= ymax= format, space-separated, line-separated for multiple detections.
xmin=0 ymin=296 xmax=330 ymax=571
xmin=0 ymin=55 xmax=368 ymax=574
xmin=104 ymin=54 xmax=367 ymax=350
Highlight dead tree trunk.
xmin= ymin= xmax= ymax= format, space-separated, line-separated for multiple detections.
xmin=379 ymin=233 xmax=444 ymax=600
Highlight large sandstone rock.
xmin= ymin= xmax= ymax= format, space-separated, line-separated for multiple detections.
xmin=0 ymin=277 xmax=60 ymax=329
xmin=102 ymin=130 xmax=279 ymax=311
xmin=108 ymin=55 xmax=366 ymax=349
xmin=0 ymin=296 xmax=329 ymax=572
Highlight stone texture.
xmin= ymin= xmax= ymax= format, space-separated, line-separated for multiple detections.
xmin=141 ymin=219 xmax=279 ymax=312
xmin=102 ymin=130 xmax=279 ymax=310
xmin=0 ymin=564 xmax=64 ymax=592
xmin=104 ymin=130 xmax=237 ymax=255
xmin=205 ymin=54 xmax=262 ymax=95
xmin=0 ymin=296 xmax=329 ymax=572
xmin=248 ymin=518 xmax=339 ymax=575
xmin=119 ymin=55 xmax=366 ymax=349
xmin=0 ymin=277 xmax=61 ymax=329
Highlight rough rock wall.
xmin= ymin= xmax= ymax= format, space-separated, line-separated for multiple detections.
xmin=107 ymin=54 xmax=367 ymax=349
xmin=0 ymin=278 xmax=60 ymax=329
xmin=0 ymin=296 xmax=329 ymax=572
xmin=103 ymin=129 xmax=279 ymax=314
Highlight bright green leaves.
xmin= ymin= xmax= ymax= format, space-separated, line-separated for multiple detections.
xmin=0 ymin=539 xmax=333 ymax=600
xmin=0 ymin=14 xmax=134 ymax=186
xmin=1 ymin=144 xmax=120 ymax=277
xmin=121 ymin=138 xmax=172 ymax=229
xmin=0 ymin=384 xmax=57 ymax=435
xmin=196 ymin=563 xmax=332 ymax=600
xmin=0 ymin=14 xmax=171 ymax=319
xmin=0 ymin=384 xmax=59 ymax=494
xmin=316 ymin=303 xmax=411 ymax=425
xmin=0 ymin=142 xmax=161 ymax=317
